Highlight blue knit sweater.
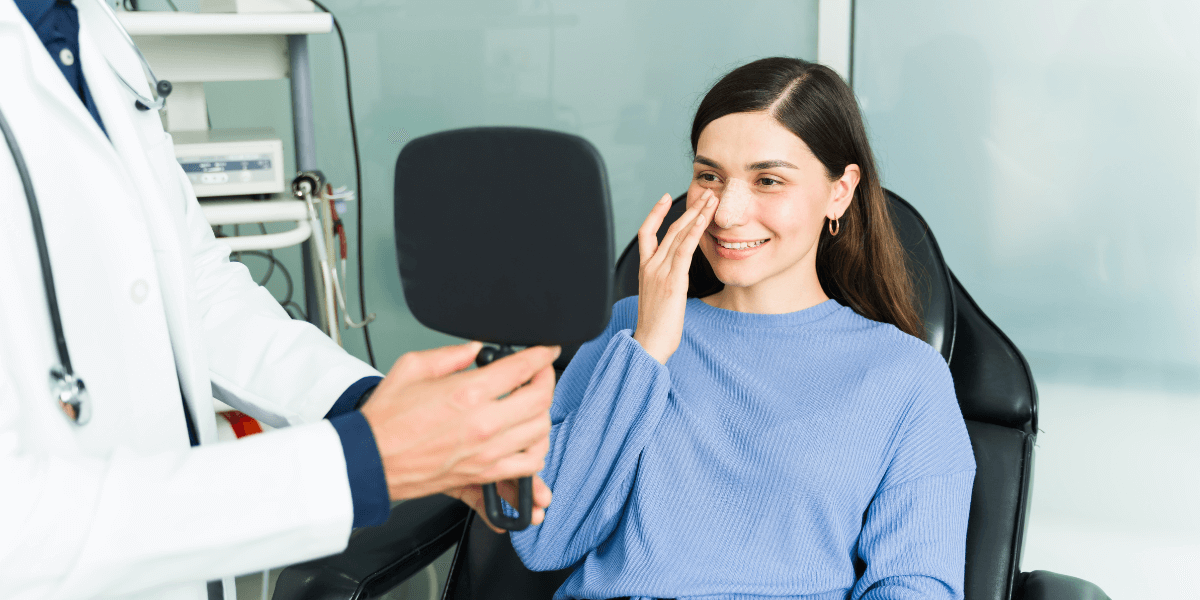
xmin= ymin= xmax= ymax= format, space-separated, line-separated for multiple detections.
xmin=511 ymin=296 xmax=976 ymax=600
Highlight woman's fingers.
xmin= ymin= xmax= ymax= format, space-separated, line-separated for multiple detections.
xmin=494 ymin=475 xmax=551 ymax=526
xmin=637 ymin=194 xmax=674 ymax=264
xmin=670 ymin=193 xmax=718 ymax=271
xmin=667 ymin=211 xmax=707 ymax=273
xmin=660 ymin=193 xmax=714 ymax=270
xmin=458 ymin=486 xmax=509 ymax=534
xmin=464 ymin=474 xmax=550 ymax=533
xmin=649 ymin=202 xmax=705 ymax=271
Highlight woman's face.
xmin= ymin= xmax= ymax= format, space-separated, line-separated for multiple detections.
xmin=688 ymin=111 xmax=857 ymax=293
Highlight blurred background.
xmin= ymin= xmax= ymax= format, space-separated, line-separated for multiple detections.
xmin=141 ymin=0 xmax=1199 ymax=596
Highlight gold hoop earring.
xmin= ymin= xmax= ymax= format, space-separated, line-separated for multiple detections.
xmin=828 ymin=217 xmax=840 ymax=236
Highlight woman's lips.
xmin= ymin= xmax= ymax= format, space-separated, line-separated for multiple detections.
xmin=710 ymin=233 xmax=769 ymax=260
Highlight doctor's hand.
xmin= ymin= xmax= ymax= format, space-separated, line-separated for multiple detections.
xmin=444 ymin=476 xmax=553 ymax=534
xmin=360 ymin=341 xmax=559 ymax=501
xmin=633 ymin=191 xmax=719 ymax=364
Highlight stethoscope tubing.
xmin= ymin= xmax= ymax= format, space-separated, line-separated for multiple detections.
xmin=2 ymin=2 xmax=166 ymax=424
xmin=0 ymin=2 xmax=168 ymax=426
xmin=0 ymin=102 xmax=75 ymax=377
xmin=92 ymin=0 xmax=171 ymax=111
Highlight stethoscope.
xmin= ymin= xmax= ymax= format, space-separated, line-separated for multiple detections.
xmin=0 ymin=104 xmax=92 ymax=425
xmin=93 ymin=0 xmax=173 ymax=111
xmin=0 ymin=0 xmax=171 ymax=425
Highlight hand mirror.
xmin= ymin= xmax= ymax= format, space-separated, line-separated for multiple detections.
xmin=394 ymin=127 xmax=614 ymax=530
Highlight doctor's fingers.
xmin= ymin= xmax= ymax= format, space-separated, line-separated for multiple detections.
xmin=468 ymin=363 xmax=556 ymax=434
xmin=474 ymin=433 xmax=551 ymax=484
xmin=455 ymin=346 xmax=559 ymax=408
xmin=461 ymin=385 xmax=552 ymax=467
xmin=382 ymin=341 xmax=484 ymax=389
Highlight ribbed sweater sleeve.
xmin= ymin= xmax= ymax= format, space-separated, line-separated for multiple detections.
xmin=511 ymin=302 xmax=672 ymax=571
xmin=853 ymin=471 xmax=974 ymax=599
xmin=853 ymin=353 xmax=975 ymax=600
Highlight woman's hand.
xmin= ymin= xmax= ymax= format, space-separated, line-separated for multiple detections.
xmin=444 ymin=476 xmax=553 ymax=534
xmin=632 ymin=191 xmax=719 ymax=364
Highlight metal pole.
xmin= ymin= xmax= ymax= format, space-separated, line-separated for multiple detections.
xmin=289 ymin=34 xmax=321 ymax=328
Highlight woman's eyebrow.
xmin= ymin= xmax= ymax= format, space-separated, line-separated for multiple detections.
xmin=694 ymin=156 xmax=799 ymax=171
xmin=747 ymin=159 xmax=799 ymax=170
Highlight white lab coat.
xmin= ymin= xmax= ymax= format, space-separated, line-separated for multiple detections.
xmin=0 ymin=1 xmax=383 ymax=598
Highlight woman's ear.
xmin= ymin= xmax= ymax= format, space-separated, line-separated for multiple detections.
xmin=830 ymin=164 xmax=861 ymax=219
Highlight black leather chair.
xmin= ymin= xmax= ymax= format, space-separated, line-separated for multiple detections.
xmin=274 ymin=190 xmax=1109 ymax=600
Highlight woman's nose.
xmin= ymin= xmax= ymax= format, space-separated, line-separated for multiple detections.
xmin=713 ymin=179 xmax=751 ymax=229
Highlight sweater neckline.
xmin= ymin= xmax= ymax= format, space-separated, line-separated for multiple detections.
xmin=687 ymin=296 xmax=843 ymax=329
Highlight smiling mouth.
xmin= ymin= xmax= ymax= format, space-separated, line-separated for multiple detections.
xmin=712 ymin=235 xmax=769 ymax=250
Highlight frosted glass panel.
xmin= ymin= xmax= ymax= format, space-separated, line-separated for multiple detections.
xmin=854 ymin=3 xmax=1200 ymax=595
xmin=213 ymin=0 xmax=818 ymax=361
xmin=854 ymin=0 xmax=1200 ymax=393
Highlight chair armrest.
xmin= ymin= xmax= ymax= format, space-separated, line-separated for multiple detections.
xmin=1019 ymin=570 xmax=1110 ymax=600
xmin=273 ymin=494 xmax=471 ymax=600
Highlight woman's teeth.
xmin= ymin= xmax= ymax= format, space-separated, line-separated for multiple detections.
xmin=717 ymin=239 xmax=768 ymax=250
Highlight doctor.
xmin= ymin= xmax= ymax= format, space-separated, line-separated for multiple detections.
xmin=0 ymin=0 xmax=555 ymax=598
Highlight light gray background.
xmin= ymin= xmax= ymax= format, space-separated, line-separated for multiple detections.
xmin=856 ymin=0 xmax=1200 ymax=395
xmin=178 ymin=0 xmax=1197 ymax=595
xmin=204 ymin=0 xmax=819 ymax=363
xmin=854 ymin=1 xmax=1199 ymax=595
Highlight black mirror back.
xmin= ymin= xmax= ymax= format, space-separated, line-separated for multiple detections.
xmin=394 ymin=126 xmax=614 ymax=347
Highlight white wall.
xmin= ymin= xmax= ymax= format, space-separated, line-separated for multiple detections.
xmin=854 ymin=1 xmax=1200 ymax=595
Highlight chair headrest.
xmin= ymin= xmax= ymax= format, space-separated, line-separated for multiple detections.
xmin=886 ymin=191 xmax=956 ymax=361
xmin=886 ymin=191 xmax=1036 ymax=433
xmin=394 ymin=127 xmax=615 ymax=346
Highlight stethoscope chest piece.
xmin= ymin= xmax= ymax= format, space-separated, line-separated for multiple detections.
xmin=50 ymin=366 xmax=91 ymax=425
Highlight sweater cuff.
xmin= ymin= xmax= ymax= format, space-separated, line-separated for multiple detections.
xmin=325 ymin=376 xmax=383 ymax=418
xmin=328 ymin=411 xmax=390 ymax=528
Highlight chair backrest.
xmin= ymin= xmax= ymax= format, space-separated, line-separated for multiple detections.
xmin=887 ymin=191 xmax=1038 ymax=600
xmin=454 ymin=189 xmax=1040 ymax=600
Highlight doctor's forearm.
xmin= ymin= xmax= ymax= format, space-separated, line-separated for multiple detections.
xmin=325 ymin=375 xmax=383 ymax=418
xmin=329 ymin=410 xmax=391 ymax=529
xmin=317 ymin=376 xmax=390 ymax=529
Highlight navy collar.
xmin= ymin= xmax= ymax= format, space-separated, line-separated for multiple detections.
xmin=14 ymin=0 xmax=61 ymax=28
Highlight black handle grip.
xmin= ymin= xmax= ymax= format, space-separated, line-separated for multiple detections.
xmin=474 ymin=344 xmax=535 ymax=531
xmin=482 ymin=476 xmax=533 ymax=531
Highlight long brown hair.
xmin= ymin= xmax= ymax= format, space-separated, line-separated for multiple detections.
xmin=687 ymin=57 xmax=922 ymax=338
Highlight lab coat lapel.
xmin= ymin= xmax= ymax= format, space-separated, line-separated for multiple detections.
xmin=0 ymin=2 xmax=122 ymax=178
xmin=75 ymin=13 xmax=218 ymax=444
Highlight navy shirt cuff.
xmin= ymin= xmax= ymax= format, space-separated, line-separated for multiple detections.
xmin=329 ymin=411 xmax=389 ymax=528
xmin=326 ymin=376 xmax=383 ymax=418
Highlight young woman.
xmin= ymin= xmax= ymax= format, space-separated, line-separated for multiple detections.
xmin=508 ymin=57 xmax=975 ymax=600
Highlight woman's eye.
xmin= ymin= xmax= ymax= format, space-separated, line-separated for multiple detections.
xmin=696 ymin=172 xmax=719 ymax=183
xmin=758 ymin=177 xmax=781 ymax=186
